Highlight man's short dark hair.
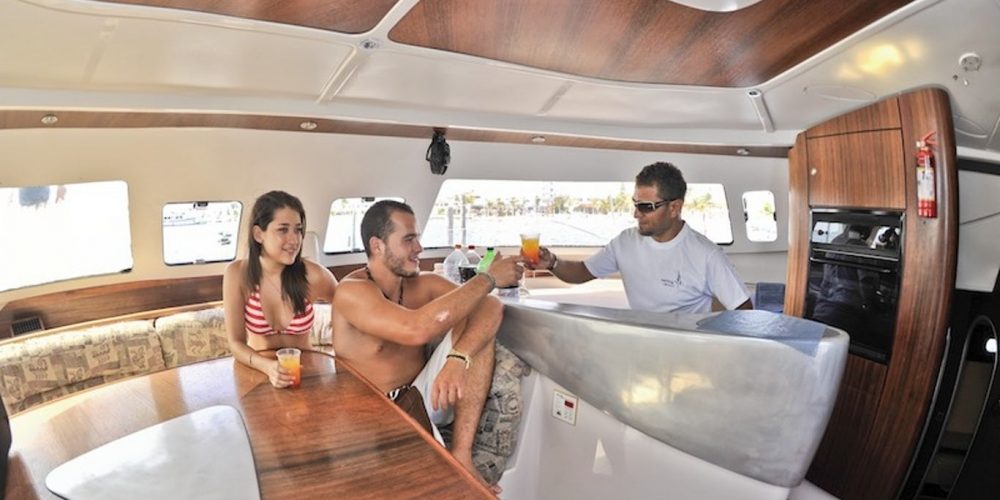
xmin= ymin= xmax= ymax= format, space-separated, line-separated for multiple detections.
xmin=360 ymin=200 xmax=415 ymax=256
xmin=636 ymin=162 xmax=686 ymax=201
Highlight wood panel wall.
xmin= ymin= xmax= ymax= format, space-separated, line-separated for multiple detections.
xmin=0 ymin=110 xmax=788 ymax=159
xmin=783 ymin=133 xmax=810 ymax=317
xmin=807 ymin=130 xmax=906 ymax=209
xmin=788 ymin=88 xmax=958 ymax=499
xmin=0 ymin=260 xmax=452 ymax=338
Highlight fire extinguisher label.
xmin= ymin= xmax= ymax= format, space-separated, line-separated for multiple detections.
xmin=917 ymin=165 xmax=934 ymax=199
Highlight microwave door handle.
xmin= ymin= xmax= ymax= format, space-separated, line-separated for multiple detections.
xmin=818 ymin=247 xmax=899 ymax=263
xmin=808 ymin=256 xmax=895 ymax=274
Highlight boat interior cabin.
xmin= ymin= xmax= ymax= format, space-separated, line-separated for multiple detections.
xmin=2 ymin=0 xmax=1000 ymax=499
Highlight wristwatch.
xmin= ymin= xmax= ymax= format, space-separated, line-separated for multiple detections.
xmin=548 ymin=253 xmax=559 ymax=271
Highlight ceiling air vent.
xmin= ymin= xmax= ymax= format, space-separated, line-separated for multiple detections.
xmin=11 ymin=316 xmax=44 ymax=336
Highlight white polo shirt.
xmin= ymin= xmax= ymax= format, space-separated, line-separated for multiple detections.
xmin=584 ymin=224 xmax=750 ymax=313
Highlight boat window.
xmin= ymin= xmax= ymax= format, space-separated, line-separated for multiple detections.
xmin=162 ymin=201 xmax=242 ymax=265
xmin=0 ymin=181 xmax=133 ymax=292
xmin=742 ymin=190 xmax=778 ymax=242
xmin=683 ymin=184 xmax=734 ymax=245
xmin=323 ymin=197 xmax=405 ymax=254
xmin=422 ymin=180 xmax=735 ymax=248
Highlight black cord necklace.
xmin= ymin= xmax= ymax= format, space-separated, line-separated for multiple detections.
xmin=364 ymin=266 xmax=403 ymax=305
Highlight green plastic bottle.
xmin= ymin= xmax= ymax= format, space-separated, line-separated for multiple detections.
xmin=477 ymin=247 xmax=496 ymax=273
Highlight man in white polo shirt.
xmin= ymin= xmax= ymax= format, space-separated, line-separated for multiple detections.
xmin=527 ymin=162 xmax=752 ymax=313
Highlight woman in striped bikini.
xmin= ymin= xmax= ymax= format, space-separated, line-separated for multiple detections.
xmin=223 ymin=191 xmax=337 ymax=388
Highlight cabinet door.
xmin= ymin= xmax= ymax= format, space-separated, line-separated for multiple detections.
xmin=807 ymin=129 xmax=905 ymax=209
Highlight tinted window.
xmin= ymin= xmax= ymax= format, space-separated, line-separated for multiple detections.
xmin=742 ymin=190 xmax=778 ymax=242
xmin=422 ymin=179 xmax=735 ymax=248
xmin=0 ymin=181 xmax=133 ymax=292
xmin=324 ymin=197 xmax=405 ymax=253
xmin=682 ymin=183 xmax=734 ymax=245
xmin=162 ymin=201 xmax=242 ymax=265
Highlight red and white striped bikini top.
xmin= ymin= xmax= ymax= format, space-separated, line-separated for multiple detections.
xmin=244 ymin=289 xmax=314 ymax=336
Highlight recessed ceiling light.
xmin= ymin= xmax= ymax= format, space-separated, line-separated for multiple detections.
xmin=360 ymin=38 xmax=379 ymax=50
xmin=531 ymin=135 xmax=546 ymax=144
xmin=299 ymin=121 xmax=318 ymax=131
xmin=40 ymin=114 xmax=59 ymax=125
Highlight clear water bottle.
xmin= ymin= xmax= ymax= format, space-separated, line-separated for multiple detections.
xmin=443 ymin=244 xmax=469 ymax=283
xmin=465 ymin=245 xmax=481 ymax=266
xmin=477 ymin=247 xmax=496 ymax=274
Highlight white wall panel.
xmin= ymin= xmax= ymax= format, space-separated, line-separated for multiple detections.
xmin=0 ymin=127 xmax=787 ymax=302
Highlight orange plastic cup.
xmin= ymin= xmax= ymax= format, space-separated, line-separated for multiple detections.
xmin=276 ymin=347 xmax=302 ymax=388
xmin=520 ymin=233 xmax=540 ymax=265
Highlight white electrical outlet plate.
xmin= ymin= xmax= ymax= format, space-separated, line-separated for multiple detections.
xmin=552 ymin=389 xmax=578 ymax=425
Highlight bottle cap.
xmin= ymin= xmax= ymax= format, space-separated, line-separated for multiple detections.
xmin=454 ymin=244 xmax=462 ymax=249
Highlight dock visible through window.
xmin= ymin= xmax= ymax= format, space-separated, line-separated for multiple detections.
xmin=422 ymin=180 xmax=734 ymax=248
xmin=162 ymin=201 xmax=242 ymax=265
xmin=324 ymin=197 xmax=404 ymax=254
xmin=742 ymin=190 xmax=777 ymax=242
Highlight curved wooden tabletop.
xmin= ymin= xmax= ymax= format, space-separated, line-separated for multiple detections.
xmin=5 ymin=351 xmax=492 ymax=499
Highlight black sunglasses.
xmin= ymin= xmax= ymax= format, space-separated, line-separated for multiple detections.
xmin=633 ymin=199 xmax=672 ymax=213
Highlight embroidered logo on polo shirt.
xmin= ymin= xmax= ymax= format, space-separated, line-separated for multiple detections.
xmin=660 ymin=271 xmax=683 ymax=288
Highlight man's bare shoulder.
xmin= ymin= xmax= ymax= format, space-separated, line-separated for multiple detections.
xmin=406 ymin=271 xmax=456 ymax=297
xmin=340 ymin=267 xmax=369 ymax=283
xmin=335 ymin=272 xmax=374 ymax=293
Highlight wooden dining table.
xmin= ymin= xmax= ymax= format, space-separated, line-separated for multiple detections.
xmin=5 ymin=351 xmax=492 ymax=499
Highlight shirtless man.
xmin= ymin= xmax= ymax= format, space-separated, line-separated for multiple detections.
xmin=332 ymin=200 xmax=522 ymax=492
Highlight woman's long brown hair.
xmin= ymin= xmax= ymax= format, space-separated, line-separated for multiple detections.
xmin=243 ymin=191 xmax=310 ymax=314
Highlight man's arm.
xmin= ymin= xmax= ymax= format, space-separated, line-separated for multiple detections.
xmin=706 ymin=250 xmax=753 ymax=311
xmin=527 ymin=246 xmax=596 ymax=284
xmin=426 ymin=277 xmax=504 ymax=414
xmin=333 ymin=256 xmax=521 ymax=346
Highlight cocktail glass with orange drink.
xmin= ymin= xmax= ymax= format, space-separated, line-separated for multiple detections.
xmin=276 ymin=347 xmax=302 ymax=388
xmin=520 ymin=232 xmax=540 ymax=266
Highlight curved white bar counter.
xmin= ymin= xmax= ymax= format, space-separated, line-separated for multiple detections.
xmin=497 ymin=299 xmax=848 ymax=489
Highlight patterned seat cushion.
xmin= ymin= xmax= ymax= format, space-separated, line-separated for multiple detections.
xmin=0 ymin=320 xmax=163 ymax=415
xmin=155 ymin=303 xmax=332 ymax=368
xmin=154 ymin=307 xmax=230 ymax=368
xmin=440 ymin=343 xmax=531 ymax=485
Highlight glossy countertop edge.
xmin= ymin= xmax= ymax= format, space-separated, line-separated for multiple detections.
xmin=496 ymin=298 xmax=849 ymax=487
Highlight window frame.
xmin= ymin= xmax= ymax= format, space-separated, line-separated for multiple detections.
xmin=681 ymin=183 xmax=735 ymax=246
xmin=161 ymin=200 xmax=243 ymax=266
xmin=740 ymin=190 xmax=778 ymax=243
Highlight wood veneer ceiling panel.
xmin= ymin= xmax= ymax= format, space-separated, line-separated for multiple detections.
xmin=0 ymin=110 xmax=789 ymax=158
xmin=95 ymin=0 xmax=397 ymax=34
xmin=389 ymin=0 xmax=914 ymax=87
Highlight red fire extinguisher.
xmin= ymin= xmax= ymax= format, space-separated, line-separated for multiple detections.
xmin=916 ymin=131 xmax=937 ymax=218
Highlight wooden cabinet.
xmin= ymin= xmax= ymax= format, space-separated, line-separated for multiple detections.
xmin=807 ymin=129 xmax=906 ymax=209
xmin=788 ymin=88 xmax=958 ymax=500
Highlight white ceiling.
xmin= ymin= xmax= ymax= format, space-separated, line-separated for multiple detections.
xmin=1 ymin=0 xmax=999 ymax=153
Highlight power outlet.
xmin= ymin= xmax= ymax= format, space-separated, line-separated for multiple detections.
xmin=552 ymin=389 xmax=578 ymax=425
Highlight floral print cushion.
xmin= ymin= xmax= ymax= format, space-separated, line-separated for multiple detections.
xmin=440 ymin=343 xmax=531 ymax=485
xmin=154 ymin=308 xmax=231 ymax=368
xmin=0 ymin=320 xmax=163 ymax=415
